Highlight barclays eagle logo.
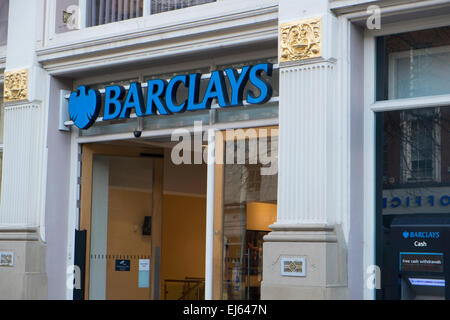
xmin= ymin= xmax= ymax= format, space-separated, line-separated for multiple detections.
xmin=69 ymin=86 xmax=101 ymax=129
xmin=403 ymin=231 xmax=409 ymax=239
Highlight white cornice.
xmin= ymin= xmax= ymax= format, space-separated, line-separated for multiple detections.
xmin=330 ymin=0 xmax=408 ymax=12
xmin=330 ymin=0 xmax=450 ymax=18
xmin=42 ymin=26 xmax=277 ymax=75
xmin=37 ymin=2 xmax=278 ymax=75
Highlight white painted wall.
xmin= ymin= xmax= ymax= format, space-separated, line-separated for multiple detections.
xmin=45 ymin=76 xmax=73 ymax=299
xmin=348 ymin=22 xmax=365 ymax=300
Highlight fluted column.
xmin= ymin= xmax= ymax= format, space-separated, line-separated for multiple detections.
xmin=261 ymin=0 xmax=349 ymax=300
xmin=277 ymin=62 xmax=333 ymax=225
xmin=0 ymin=102 xmax=46 ymax=227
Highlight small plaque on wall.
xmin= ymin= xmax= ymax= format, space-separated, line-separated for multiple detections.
xmin=138 ymin=259 xmax=150 ymax=288
xmin=0 ymin=252 xmax=14 ymax=267
xmin=115 ymin=259 xmax=130 ymax=271
xmin=280 ymin=257 xmax=306 ymax=277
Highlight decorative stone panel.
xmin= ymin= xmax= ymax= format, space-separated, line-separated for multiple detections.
xmin=280 ymin=18 xmax=322 ymax=63
xmin=3 ymin=69 xmax=28 ymax=102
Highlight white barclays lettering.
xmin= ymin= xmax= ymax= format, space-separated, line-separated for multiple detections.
xmin=414 ymin=241 xmax=427 ymax=247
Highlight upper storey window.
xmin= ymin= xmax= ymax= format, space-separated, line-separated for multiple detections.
xmin=150 ymin=0 xmax=216 ymax=14
xmin=377 ymin=27 xmax=450 ymax=190
xmin=0 ymin=0 xmax=8 ymax=46
xmin=377 ymin=26 xmax=450 ymax=101
xmin=56 ymin=0 xmax=217 ymax=31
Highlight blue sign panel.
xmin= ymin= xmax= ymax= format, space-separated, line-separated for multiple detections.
xmin=115 ymin=259 xmax=130 ymax=271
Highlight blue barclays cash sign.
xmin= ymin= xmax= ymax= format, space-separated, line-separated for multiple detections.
xmin=402 ymin=231 xmax=440 ymax=239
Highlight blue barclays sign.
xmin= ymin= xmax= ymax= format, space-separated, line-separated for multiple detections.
xmin=402 ymin=231 xmax=440 ymax=239
xmin=68 ymin=63 xmax=273 ymax=129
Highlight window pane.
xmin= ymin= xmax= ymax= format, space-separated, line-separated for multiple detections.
xmin=151 ymin=0 xmax=216 ymax=14
xmin=380 ymin=106 xmax=450 ymax=216
xmin=221 ymin=128 xmax=278 ymax=300
xmin=377 ymin=26 xmax=450 ymax=100
xmin=88 ymin=0 xmax=144 ymax=27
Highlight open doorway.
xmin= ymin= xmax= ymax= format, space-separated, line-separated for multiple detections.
xmin=78 ymin=138 xmax=207 ymax=300
xmin=161 ymin=144 xmax=207 ymax=300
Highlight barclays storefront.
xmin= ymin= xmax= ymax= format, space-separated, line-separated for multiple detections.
xmin=4 ymin=0 xmax=450 ymax=301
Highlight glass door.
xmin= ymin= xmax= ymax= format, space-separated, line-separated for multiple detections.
xmin=213 ymin=126 xmax=278 ymax=300
xmin=80 ymin=144 xmax=163 ymax=300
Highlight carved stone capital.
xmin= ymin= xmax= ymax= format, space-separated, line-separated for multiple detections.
xmin=3 ymin=69 xmax=28 ymax=102
xmin=280 ymin=17 xmax=322 ymax=63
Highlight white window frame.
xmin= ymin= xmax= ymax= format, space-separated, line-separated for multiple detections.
xmin=364 ymin=13 xmax=450 ymax=300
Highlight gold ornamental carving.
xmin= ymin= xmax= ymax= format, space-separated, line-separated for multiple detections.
xmin=4 ymin=69 xmax=28 ymax=102
xmin=280 ymin=18 xmax=322 ymax=63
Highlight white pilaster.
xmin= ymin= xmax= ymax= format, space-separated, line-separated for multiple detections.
xmin=276 ymin=61 xmax=336 ymax=225
xmin=262 ymin=0 xmax=351 ymax=300
xmin=0 ymin=103 xmax=46 ymax=227
xmin=275 ymin=4 xmax=348 ymax=230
